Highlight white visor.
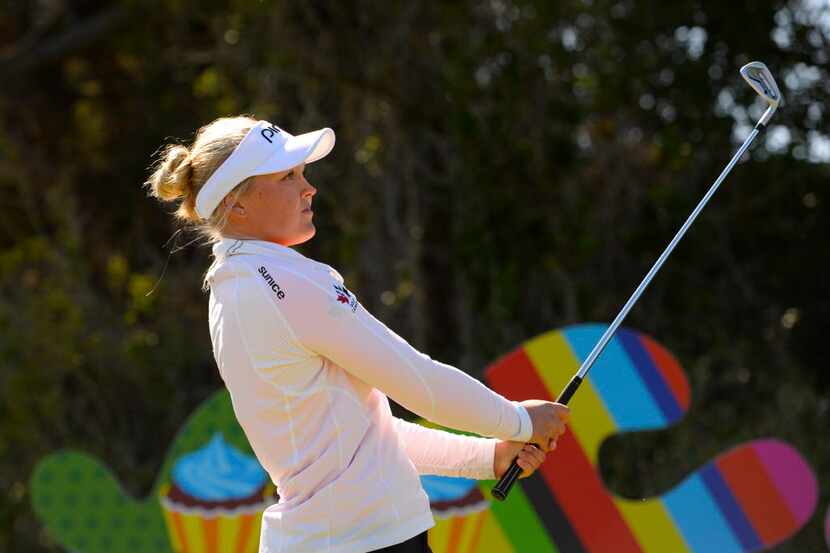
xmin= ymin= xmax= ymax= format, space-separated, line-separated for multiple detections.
xmin=195 ymin=120 xmax=335 ymax=219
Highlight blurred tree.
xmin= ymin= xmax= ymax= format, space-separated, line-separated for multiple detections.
xmin=0 ymin=0 xmax=827 ymax=550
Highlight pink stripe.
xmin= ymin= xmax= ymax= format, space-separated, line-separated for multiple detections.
xmin=752 ymin=438 xmax=818 ymax=524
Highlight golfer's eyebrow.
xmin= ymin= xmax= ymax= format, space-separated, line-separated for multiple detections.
xmin=283 ymin=165 xmax=306 ymax=179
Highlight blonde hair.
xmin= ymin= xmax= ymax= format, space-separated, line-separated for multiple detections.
xmin=145 ymin=115 xmax=260 ymax=289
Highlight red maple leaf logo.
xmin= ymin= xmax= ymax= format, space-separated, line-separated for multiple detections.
xmin=337 ymin=294 xmax=350 ymax=304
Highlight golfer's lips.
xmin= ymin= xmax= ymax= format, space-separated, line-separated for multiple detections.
xmin=302 ymin=205 xmax=313 ymax=214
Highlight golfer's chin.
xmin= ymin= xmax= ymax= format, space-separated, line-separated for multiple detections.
xmin=286 ymin=224 xmax=316 ymax=247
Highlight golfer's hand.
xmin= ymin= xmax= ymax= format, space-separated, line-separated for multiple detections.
xmin=521 ymin=399 xmax=570 ymax=453
xmin=494 ymin=441 xmax=548 ymax=480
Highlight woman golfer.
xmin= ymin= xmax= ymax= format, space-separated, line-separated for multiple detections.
xmin=147 ymin=116 xmax=570 ymax=553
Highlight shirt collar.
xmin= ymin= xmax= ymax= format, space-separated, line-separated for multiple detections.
xmin=211 ymin=238 xmax=307 ymax=262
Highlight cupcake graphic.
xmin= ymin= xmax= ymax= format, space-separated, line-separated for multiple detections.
xmin=159 ymin=432 xmax=277 ymax=553
xmin=420 ymin=475 xmax=489 ymax=519
xmin=421 ymin=475 xmax=493 ymax=553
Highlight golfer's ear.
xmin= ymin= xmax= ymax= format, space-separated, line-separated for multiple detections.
xmin=222 ymin=196 xmax=247 ymax=217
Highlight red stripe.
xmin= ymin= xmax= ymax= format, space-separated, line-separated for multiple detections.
xmin=716 ymin=445 xmax=798 ymax=545
xmin=539 ymin=430 xmax=641 ymax=553
xmin=486 ymin=347 xmax=642 ymax=553
xmin=485 ymin=348 xmax=549 ymax=401
xmin=641 ymin=335 xmax=690 ymax=410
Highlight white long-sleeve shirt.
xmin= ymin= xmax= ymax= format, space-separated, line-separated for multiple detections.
xmin=205 ymin=238 xmax=532 ymax=553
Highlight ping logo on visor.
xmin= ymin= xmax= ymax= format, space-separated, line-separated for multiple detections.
xmin=260 ymin=124 xmax=282 ymax=143
xmin=194 ymin=120 xmax=335 ymax=219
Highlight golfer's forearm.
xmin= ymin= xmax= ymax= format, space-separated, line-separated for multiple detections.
xmin=306 ymin=305 xmax=532 ymax=442
xmin=377 ymin=352 xmax=533 ymax=443
xmin=392 ymin=418 xmax=497 ymax=480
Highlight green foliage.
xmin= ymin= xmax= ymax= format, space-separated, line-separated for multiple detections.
xmin=1 ymin=0 xmax=828 ymax=550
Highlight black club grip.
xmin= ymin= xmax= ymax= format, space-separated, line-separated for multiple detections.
xmin=491 ymin=375 xmax=582 ymax=501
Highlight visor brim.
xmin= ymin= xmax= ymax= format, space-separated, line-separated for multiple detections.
xmin=252 ymin=127 xmax=335 ymax=175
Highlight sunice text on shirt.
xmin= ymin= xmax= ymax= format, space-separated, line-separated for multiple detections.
xmin=258 ymin=266 xmax=286 ymax=299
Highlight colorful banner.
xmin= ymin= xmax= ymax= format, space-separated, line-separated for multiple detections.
xmin=425 ymin=324 xmax=818 ymax=553
xmin=30 ymin=324 xmax=819 ymax=553
xmin=480 ymin=325 xmax=818 ymax=553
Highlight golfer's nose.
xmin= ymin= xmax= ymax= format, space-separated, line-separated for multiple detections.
xmin=301 ymin=176 xmax=317 ymax=197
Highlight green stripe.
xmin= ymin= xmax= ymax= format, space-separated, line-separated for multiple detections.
xmin=480 ymin=481 xmax=559 ymax=553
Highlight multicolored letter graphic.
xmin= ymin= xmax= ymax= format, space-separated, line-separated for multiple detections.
xmin=29 ymin=324 xmax=819 ymax=553
xmin=423 ymin=324 xmax=818 ymax=553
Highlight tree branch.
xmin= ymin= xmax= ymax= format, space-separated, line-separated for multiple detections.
xmin=0 ymin=6 xmax=131 ymax=78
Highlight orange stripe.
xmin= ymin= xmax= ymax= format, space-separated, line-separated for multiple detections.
xmin=234 ymin=514 xmax=256 ymax=553
xmin=171 ymin=512 xmax=191 ymax=553
xmin=202 ymin=517 xmax=218 ymax=553
xmin=465 ymin=511 xmax=488 ymax=553
xmin=446 ymin=517 xmax=466 ymax=553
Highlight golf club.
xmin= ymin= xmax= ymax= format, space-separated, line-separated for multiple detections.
xmin=491 ymin=61 xmax=782 ymax=501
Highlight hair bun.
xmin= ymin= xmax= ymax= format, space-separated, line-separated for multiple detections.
xmin=148 ymin=144 xmax=194 ymax=202
xmin=145 ymin=116 xmax=258 ymax=226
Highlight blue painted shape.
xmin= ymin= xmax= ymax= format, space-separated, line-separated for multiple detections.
xmin=664 ymin=472 xmax=744 ymax=553
xmin=618 ymin=329 xmax=682 ymax=422
xmin=171 ymin=433 xmax=266 ymax=501
xmin=700 ymin=463 xmax=763 ymax=551
xmin=420 ymin=475 xmax=478 ymax=502
xmin=563 ymin=324 xmax=665 ymax=430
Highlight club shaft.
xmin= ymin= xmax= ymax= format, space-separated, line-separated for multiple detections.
xmin=491 ymin=126 xmax=763 ymax=502
xmin=575 ymin=126 xmax=761 ymax=379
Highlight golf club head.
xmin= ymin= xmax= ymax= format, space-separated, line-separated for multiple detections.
xmin=740 ymin=61 xmax=782 ymax=127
